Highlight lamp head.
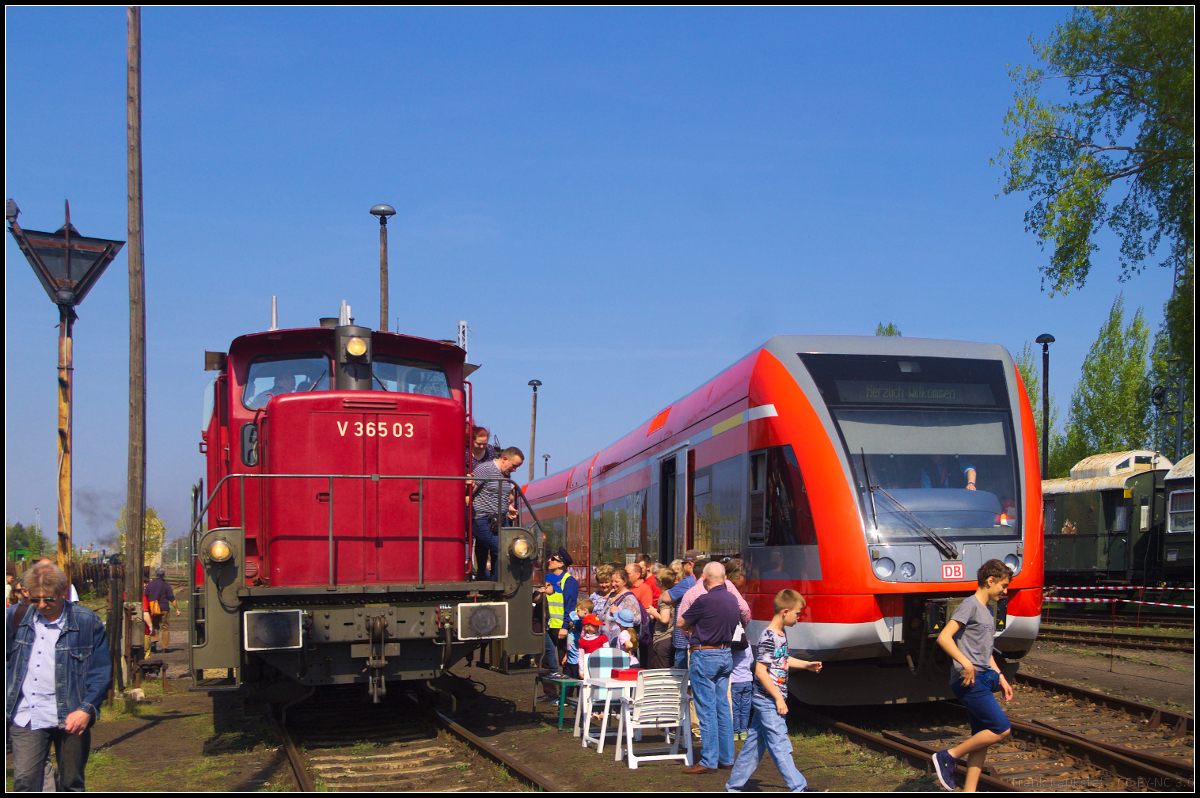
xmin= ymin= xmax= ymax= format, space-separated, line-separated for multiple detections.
xmin=1035 ymin=333 xmax=1055 ymax=345
xmin=370 ymin=204 xmax=396 ymax=225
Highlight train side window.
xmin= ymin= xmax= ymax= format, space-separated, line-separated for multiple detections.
xmin=749 ymin=446 xmax=816 ymax=547
xmin=1168 ymin=490 xmax=1194 ymax=533
xmin=749 ymin=453 xmax=767 ymax=546
xmin=1112 ymin=504 xmax=1129 ymax=532
xmin=202 ymin=376 xmax=217 ymax=431
xmin=1042 ymin=499 xmax=1056 ymax=536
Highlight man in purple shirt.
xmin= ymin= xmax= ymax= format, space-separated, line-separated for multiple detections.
xmin=679 ymin=561 xmax=740 ymax=774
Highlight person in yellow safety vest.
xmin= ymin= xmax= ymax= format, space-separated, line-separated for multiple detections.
xmin=538 ymin=547 xmax=578 ymax=678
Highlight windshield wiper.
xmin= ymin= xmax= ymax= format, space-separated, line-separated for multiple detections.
xmin=860 ymin=449 xmax=959 ymax=561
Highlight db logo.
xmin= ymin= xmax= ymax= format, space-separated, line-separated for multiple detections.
xmin=942 ymin=563 xmax=965 ymax=581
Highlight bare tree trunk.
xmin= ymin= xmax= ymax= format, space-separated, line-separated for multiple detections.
xmin=125 ymin=5 xmax=147 ymax=625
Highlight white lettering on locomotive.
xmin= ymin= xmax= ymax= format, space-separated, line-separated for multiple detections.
xmin=336 ymin=420 xmax=416 ymax=438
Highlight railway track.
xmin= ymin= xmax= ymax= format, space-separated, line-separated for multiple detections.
xmin=1036 ymin=627 xmax=1194 ymax=653
xmin=1042 ymin=612 xmax=1194 ymax=631
xmin=795 ymin=673 xmax=1194 ymax=791
xmin=272 ymin=687 xmax=556 ymax=792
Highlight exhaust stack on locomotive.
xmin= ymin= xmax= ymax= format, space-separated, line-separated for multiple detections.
xmin=189 ymin=309 xmax=542 ymax=705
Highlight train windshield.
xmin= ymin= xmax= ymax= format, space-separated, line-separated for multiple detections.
xmin=799 ymin=354 xmax=1021 ymax=543
xmin=372 ymin=356 xmax=451 ymax=398
xmin=242 ymin=354 xmax=331 ymax=409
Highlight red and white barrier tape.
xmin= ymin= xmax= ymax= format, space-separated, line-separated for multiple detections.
xmin=1044 ymin=596 xmax=1194 ymax=608
xmin=1047 ymin=585 xmax=1194 ymax=591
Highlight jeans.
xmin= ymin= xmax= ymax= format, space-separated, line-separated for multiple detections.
xmin=472 ymin=517 xmax=498 ymax=581
xmin=689 ymin=648 xmax=734 ymax=769
xmin=725 ymin=692 xmax=807 ymax=792
xmin=543 ymin=629 xmax=565 ymax=673
xmin=9 ymin=724 xmax=91 ymax=792
xmin=673 ymin=646 xmax=689 ymax=669
xmin=731 ymin=681 xmax=753 ymax=733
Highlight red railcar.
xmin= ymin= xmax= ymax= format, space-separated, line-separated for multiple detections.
xmin=522 ymin=336 xmax=1043 ymax=704
xmin=189 ymin=311 xmax=540 ymax=704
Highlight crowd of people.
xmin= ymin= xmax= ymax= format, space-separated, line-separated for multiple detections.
xmin=536 ymin=549 xmax=1017 ymax=792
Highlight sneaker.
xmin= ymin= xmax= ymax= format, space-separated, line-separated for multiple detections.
xmin=933 ymin=749 xmax=956 ymax=791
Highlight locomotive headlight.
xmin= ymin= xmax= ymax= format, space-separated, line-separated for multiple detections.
xmin=345 ymin=336 xmax=367 ymax=357
xmin=206 ymin=539 xmax=233 ymax=563
xmin=510 ymin=536 xmax=533 ymax=560
xmin=873 ymin=557 xmax=895 ymax=579
xmin=1004 ymin=554 xmax=1021 ymax=574
xmin=900 ymin=562 xmax=916 ymax=579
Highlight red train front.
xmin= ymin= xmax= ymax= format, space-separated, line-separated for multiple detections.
xmin=189 ymin=308 xmax=541 ymax=703
xmin=522 ymin=335 xmax=1043 ymax=704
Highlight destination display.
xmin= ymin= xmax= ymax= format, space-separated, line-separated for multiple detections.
xmin=835 ymin=380 xmax=996 ymax=406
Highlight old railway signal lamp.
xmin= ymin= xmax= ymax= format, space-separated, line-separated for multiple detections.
xmin=7 ymin=199 xmax=125 ymax=579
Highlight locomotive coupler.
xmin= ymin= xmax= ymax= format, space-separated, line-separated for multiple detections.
xmin=365 ymin=614 xmax=389 ymax=703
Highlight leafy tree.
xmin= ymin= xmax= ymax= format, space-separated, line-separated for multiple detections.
xmin=996 ymin=7 xmax=1194 ymax=394
xmin=1062 ymin=294 xmax=1152 ymax=465
xmin=875 ymin=322 xmax=902 ymax=337
xmin=115 ymin=505 xmax=168 ymax=564
xmin=5 ymin=522 xmax=51 ymax=560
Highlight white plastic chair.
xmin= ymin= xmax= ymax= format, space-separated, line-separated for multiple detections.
xmin=577 ymin=648 xmax=631 ymax=752
xmin=614 ymin=668 xmax=693 ymax=769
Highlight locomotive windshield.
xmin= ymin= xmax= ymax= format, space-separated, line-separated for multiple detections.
xmin=242 ymin=354 xmax=331 ymax=409
xmin=372 ymin=356 xmax=451 ymax=398
xmin=799 ymin=353 xmax=1021 ymax=544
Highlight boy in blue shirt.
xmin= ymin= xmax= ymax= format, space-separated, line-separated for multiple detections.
xmin=725 ymin=589 xmax=822 ymax=793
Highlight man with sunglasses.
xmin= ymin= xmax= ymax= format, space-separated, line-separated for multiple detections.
xmin=538 ymin=547 xmax=577 ymax=677
xmin=6 ymin=562 xmax=111 ymax=792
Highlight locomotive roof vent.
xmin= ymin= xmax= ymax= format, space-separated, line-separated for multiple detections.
xmin=319 ymin=317 xmax=337 ymax=329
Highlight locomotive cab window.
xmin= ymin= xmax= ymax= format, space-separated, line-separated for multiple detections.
xmin=372 ymin=356 xmax=451 ymax=399
xmin=242 ymin=354 xmax=331 ymax=409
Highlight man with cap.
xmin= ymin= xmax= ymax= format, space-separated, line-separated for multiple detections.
xmin=143 ymin=568 xmax=179 ymax=654
xmin=661 ymin=549 xmax=703 ymax=668
xmin=538 ymin=547 xmax=577 ymax=678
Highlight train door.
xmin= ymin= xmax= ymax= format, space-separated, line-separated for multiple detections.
xmin=659 ymin=457 xmax=676 ymax=565
xmin=657 ymin=447 xmax=690 ymax=560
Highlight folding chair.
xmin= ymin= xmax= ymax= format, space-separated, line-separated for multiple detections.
xmin=577 ymin=648 xmax=631 ymax=752
xmin=614 ymin=668 xmax=693 ymax=769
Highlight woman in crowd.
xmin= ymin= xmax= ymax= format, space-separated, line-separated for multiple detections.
xmin=646 ymin=567 xmax=677 ymax=668
xmin=602 ymin=566 xmax=643 ymax=646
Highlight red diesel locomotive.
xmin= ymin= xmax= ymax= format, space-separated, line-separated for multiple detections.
xmin=522 ymin=336 xmax=1043 ymax=704
xmin=189 ymin=306 xmax=541 ymax=704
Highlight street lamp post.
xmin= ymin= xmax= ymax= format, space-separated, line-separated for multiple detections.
xmin=528 ymin=380 xmax=542 ymax=482
xmin=7 ymin=200 xmax=124 ymax=580
xmin=544 ymin=454 xmax=550 ymax=477
xmin=370 ymin=204 xmax=396 ymax=331
xmin=1036 ymin=333 xmax=1055 ymax=478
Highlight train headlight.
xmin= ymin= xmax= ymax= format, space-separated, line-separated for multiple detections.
xmin=206 ymin=539 xmax=233 ymax=563
xmin=900 ymin=561 xmax=916 ymax=579
xmin=509 ymin=536 xmax=533 ymax=560
xmin=345 ymin=336 xmax=367 ymax=357
xmin=873 ymin=557 xmax=895 ymax=579
xmin=1004 ymin=554 xmax=1021 ymax=574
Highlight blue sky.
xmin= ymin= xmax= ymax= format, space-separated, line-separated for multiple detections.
xmin=5 ymin=8 xmax=1177 ymax=547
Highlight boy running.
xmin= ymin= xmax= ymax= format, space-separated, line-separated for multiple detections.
xmin=933 ymin=559 xmax=1015 ymax=792
xmin=725 ymin=589 xmax=822 ymax=793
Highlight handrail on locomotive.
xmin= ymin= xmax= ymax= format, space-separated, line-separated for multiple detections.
xmin=189 ymin=472 xmax=546 ymax=587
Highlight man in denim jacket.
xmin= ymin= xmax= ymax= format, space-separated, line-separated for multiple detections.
xmin=6 ymin=562 xmax=111 ymax=791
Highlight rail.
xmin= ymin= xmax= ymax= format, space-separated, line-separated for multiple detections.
xmin=189 ymin=473 xmax=545 ymax=587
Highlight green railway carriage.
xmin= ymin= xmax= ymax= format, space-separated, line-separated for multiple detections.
xmin=1042 ymin=451 xmax=1173 ymax=585
xmin=1162 ymin=453 xmax=1194 ymax=582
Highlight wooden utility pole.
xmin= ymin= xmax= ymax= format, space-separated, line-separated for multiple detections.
xmin=125 ymin=5 xmax=147 ymax=621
